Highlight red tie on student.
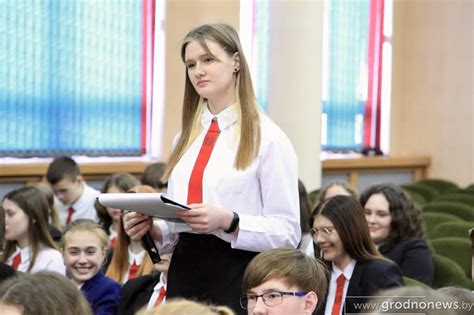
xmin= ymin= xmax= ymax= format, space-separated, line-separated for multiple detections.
xmin=66 ymin=206 xmax=74 ymax=225
xmin=128 ymin=262 xmax=139 ymax=280
xmin=187 ymin=118 xmax=220 ymax=204
xmin=11 ymin=253 xmax=21 ymax=270
xmin=154 ymin=287 xmax=166 ymax=307
xmin=331 ymin=274 xmax=346 ymax=315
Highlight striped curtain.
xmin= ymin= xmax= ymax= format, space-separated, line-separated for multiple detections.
xmin=0 ymin=0 xmax=148 ymax=157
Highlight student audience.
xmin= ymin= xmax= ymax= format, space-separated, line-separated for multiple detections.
xmin=118 ymin=252 xmax=172 ymax=315
xmin=95 ymin=172 xmax=140 ymax=249
xmin=360 ymin=183 xmax=434 ymax=285
xmin=311 ymin=195 xmax=403 ymax=315
xmin=241 ymin=248 xmax=327 ymax=315
xmin=46 ymin=156 xmax=100 ymax=225
xmin=106 ymin=185 xmax=155 ymax=284
xmin=1 ymin=186 xmax=65 ymax=274
xmin=62 ymin=219 xmax=121 ymax=315
xmin=0 ymin=271 xmax=92 ymax=315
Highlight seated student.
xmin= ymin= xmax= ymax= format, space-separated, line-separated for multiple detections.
xmin=311 ymin=195 xmax=403 ymax=315
xmin=240 ymin=248 xmax=327 ymax=315
xmin=46 ymin=156 xmax=100 ymax=226
xmin=118 ymin=251 xmax=172 ymax=315
xmin=1 ymin=186 xmax=65 ymax=275
xmin=95 ymin=172 xmax=140 ymax=249
xmin=315 ymin=181 xmax=357 ymax=208
xmin=360 ymin=183 xmax=434 ymax=285
xmin=0 ymin=271 xmax=92 ymax=315
xmin=141 ymin=162 xmax=168 ymax=192
xmin=62 ymin=219 xmax=121 ymax=315
xmin=138 ymin=299 xmax=235 ymax=315
xmin=106 ymin=185 xmax=155 ymax=284
xmin=33 ymin=182 xmax=63 ymax=242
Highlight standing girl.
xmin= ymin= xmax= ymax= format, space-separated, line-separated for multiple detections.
xmin=1 ymin=186 xmax=65 ymax=274
xmin=62 ymin=219 xmax=121 ymax=315
xmin=124 ymin=23 xmax=300 ymax=314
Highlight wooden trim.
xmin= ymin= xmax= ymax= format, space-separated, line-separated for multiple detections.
xmin=322 ymin=156 xmax=431 ymax=170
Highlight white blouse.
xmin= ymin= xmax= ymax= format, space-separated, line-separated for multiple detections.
xmin=8 ymin=245 xmax=66 ymax=275
xmin=157 ymin=104 xmax=301 ymax=253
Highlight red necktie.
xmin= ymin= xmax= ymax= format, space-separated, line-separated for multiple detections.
xmin=128 ymin=262 xmax=139 ymax=280
xmin=66 ymin=206 xmax=74 ymax=225
xmin=154 ymin=287 xmax=166 ymax=306
xmin=11 ymin=252 xmax=21 ymax=270
xmin=187 ymin=118 xmax=220 ymax=204
xmin=109 ymin=237 xmax=116 ymax=249
xmin=331 ymin=274 xmax=346 ymax=315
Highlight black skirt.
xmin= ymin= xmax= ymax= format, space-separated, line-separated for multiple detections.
xmin=167 ymin=233 xmax=258 ymax=315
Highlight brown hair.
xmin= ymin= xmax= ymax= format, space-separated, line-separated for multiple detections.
xmin=359 ymin=183 xmax=425 ymax=251
xmin=163 ymin=23 xmax=261 ymax=180
xmin=32 ymin=182 xmax=61 ymax=230
xmin=316 ymin=181 xmax=357 ymax=206
xmin=0 ymin=271 xmax=92 ymax=315
xmin=46 ymin=156 xmax=81 ymax=184
xmin=95 ymin=172 xmax=140 ymax=233
xmin=311 ymin=195 xmax=382 ymax=264
xmin=141 ymin=162 xmax=168 ymax=191
xmin=242 ymin=248 xmax=328 ymax=309
xmin=105 ymin=185 xmax=155 ymax=283
xmin=2 ymin=186 xmax=58 ymax=272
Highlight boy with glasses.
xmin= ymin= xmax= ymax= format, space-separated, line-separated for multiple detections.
xmin=241 ymin=248 xmax=328 ymax=315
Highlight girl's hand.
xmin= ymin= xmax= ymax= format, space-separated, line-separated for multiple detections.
xmin=176 ymin=204 xmax=235 ymax=234
xmin=122 ymin=211 xmax=158 ymax=241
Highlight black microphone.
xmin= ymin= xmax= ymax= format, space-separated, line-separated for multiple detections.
xmin=126 ymin=191 xmax=161 ymax=263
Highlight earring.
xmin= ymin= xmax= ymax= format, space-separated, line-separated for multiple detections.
xmin=234 ymin=68 xmax=239 ymax=73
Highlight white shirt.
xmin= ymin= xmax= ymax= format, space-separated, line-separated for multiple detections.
xmin=146 ymin=273 xmax=167 ymax=309
xmin=57 ymin=183 xmax=100 ymax=225
xmin=122 ymin=245 xmax=146 ymax=283
xmin=8 ymin=245 xmax=66 ymax=275
xmin=324 ymin=259 xmax=357 ymax=315
xmin=157 ymin=104 xmax=300 ymax=252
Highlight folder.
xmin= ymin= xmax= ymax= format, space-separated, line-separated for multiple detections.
xmin=97 ymin=193 xmax=189 ymax=220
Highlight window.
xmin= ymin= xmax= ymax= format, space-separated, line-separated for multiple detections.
xmin=322 ymin=0 xmax=392 ymax=153
xmin=0 ymin=0 xmax=154 ymax=157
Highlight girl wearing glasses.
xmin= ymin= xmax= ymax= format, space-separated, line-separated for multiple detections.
xmin=360 ymin=183 xmax=434 ymax=286
xmin=311 ymin=195 xmax=403 ymax=315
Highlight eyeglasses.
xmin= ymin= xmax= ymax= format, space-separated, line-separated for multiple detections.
xmin=311 ymin=226 xmax=335 ymax=239
xmin=239 ymin=291 xmax=308 ymax=309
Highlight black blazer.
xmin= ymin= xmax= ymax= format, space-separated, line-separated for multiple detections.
xmin=315 ymin=259 xmax=403 ymax=315
xmin=118 ymin=272 xmax=161 ymax=315
xmin=0 ymin=262 xmax=15 ymax=283
xmin=380 ymin=238 xmax=434 ymax=286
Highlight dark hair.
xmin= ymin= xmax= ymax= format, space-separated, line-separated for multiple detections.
xmin=46 ymin=156 xmax=81 ymax=184
xmin=298 ymin=180 xmax=312 ymax=234
xmin=242 ymin=248 xmax=328 ymax=310
xmin=359 ymin=183 xmax=424 ymax=251
xmin=141 ymin=162 xmax=168 ymax=190
xmin=95 ymin=172 xmax=140 ymax=232
xmin=310 ymin=195 xmax=381 ymax=264
xmin=0 ymin=271 xmax=92 ymax=315
xmin=1 ymin=186 xmax=57 ymax=272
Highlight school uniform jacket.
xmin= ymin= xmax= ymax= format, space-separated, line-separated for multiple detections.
xmin=81 ymin=272 xmax=122 ymax=315
xmin=117 ymin=273 xmax=161 ymax=315
xmin=314 ymin=259 xmax=403 ymax=315
xmin=380 ymin=238 xmax=434 ymax=286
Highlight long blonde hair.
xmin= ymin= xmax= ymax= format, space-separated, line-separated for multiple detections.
xmin=106 ymin=185 xmax=155 ymax=283
xmin=163 ymin=23 xmax=261 ymax=180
